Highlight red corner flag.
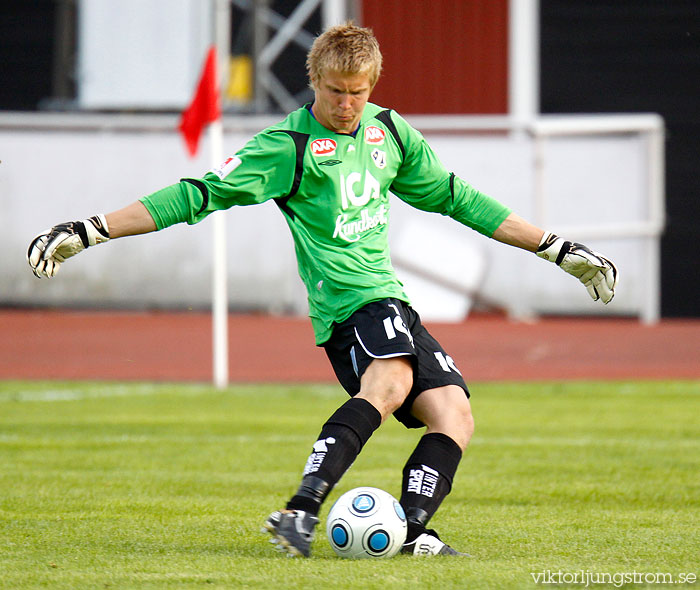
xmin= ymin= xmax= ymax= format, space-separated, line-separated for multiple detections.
xmin=179 ymin=46 xmax=221 ymax=157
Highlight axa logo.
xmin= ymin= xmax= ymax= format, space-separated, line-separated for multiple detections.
xmin=311 ymin=138 xmax=337 ymax=156
xmin=364 ymin=126 xmax=385 ymax=145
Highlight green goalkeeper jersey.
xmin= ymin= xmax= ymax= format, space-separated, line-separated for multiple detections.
xmin=141 ymin=103 xmax=511 ymax=344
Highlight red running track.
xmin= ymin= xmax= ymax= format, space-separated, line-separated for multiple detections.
xmin=1 ymin=310 xmax=698 ymax=383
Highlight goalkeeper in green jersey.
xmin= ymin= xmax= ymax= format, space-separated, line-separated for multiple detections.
xmin=28 ymin=23 xmax=617 ymax=557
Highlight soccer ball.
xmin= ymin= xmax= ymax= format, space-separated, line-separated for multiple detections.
xmin=326 ymin=487 xmax=407 ymax=558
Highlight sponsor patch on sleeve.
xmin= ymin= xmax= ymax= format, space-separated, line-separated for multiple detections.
xmin=210 ymin=156 xmax=242 ymax=179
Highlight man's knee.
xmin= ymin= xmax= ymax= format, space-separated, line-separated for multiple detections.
xmin=356 ymin=357 xmax=413 ymax=421
xmin=411 ymin=386 xmax=474 ymax=450
xmin=444 ymin=394 xmax=474 ymax=450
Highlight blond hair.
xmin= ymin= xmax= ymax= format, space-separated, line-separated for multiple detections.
xmin=306 ymin=22 xmax=382 ymax=89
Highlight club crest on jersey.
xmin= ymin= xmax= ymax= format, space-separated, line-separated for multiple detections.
xmin=364 ymin=126 xmax=385 ymax=145
xmin=311 ymin=138 xmax=337 ymax=157
xmin=371 ymin=148 xmax=386 ymax=169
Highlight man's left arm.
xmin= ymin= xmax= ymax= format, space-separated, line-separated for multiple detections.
xmin=385 ymin=111 xmax=618 ymax=304
xmin=492 ymin=212 xmax=619 ymax=304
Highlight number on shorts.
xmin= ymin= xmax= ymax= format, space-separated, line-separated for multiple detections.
xmin=382 ymin=304 xmax=414 ymax=345
xmin=434 ymin=351 xmax=462 ymax=375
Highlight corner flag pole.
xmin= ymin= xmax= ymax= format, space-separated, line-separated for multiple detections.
xmin=178 ymin=43 xmax=228 ymax=388
xmin=212 ymin=0 xmax=230 ymax=389
xmin=211 ymin=122 xmax=228 ymax=389
xmin=180 ymin=2 xmax=230 ymax=388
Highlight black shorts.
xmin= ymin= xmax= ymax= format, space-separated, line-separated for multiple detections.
xmin=323 ymin=298 xmax=469 ymax=429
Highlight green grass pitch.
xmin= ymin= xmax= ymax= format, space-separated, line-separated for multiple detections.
xmin=1 ymin=380 xmax=698 ymax=589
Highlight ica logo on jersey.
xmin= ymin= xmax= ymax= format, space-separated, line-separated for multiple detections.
xmin=311 ymin=138 xmax=337 ymax=157
xmin=340 ymin=169 xmax=380 ymax=209
xmin=334 ymin=169 xmax=387 ymax=242
xmin=364 ymin=126 xmax=385 ymax=145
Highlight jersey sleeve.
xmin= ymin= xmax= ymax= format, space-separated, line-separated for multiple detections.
xmin=140 ymin=129 xmax=296 ymax=230
xmin=388 ymin=111 xmax=511 ymax=237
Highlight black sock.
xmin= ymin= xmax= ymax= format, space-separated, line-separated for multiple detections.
xmin=399 ymin=432 xmax=463 ymax=542
xmin=286 ymin=397 xmax=381 ymax=515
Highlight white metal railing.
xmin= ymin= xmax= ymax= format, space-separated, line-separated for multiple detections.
xmin=1 ymin=112 xmax=664 ymax=326
xmin=530 ymin=114 xmax=665 ymax=324
xmin=403 ymin=113 xmax=664 ymax=324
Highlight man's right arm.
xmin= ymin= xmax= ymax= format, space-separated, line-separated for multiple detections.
xmin=27 ymin=200 xmax=157 ymax=278
xmin=27 ymin=127 xmax=296 ymax=278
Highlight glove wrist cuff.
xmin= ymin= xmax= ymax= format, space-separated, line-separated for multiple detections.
xmin=83 ymin=214 xmax=110 ymax=247
xmin=536 ymin=232 xmax=569 ymax=265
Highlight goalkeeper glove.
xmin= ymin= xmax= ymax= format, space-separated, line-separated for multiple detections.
xmin=536 ymin=232 xmax=618 ymax=304
xmin=27 ymin=214 xmax=110 ymax=278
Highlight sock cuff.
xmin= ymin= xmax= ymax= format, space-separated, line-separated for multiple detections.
xmin=325 ymin=397 xmax=382 ymax=446
xmin=423 ymin=432 xmax=463 ymax=458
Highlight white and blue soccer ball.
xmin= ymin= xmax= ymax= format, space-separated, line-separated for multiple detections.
xmin=326 ymin=487 xmax=407 ymax=558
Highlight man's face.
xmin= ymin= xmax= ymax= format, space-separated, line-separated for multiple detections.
xmin=312 ymin=70 xmax=373 ymax=134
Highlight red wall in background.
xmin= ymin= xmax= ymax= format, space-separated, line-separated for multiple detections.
xmin=361 ymin=0 xmax=509 ymax=114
